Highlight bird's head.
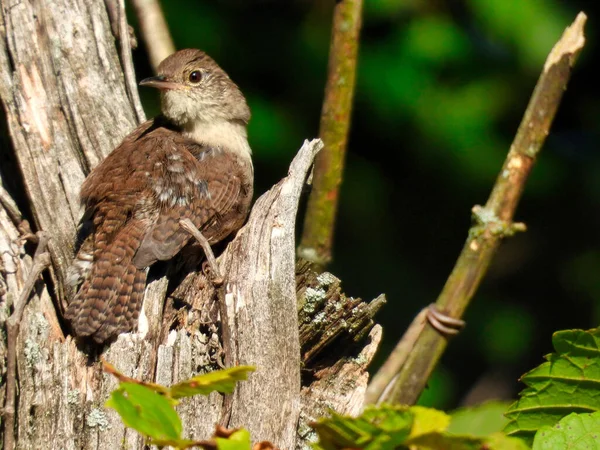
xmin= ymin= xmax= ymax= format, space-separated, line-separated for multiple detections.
xmin=140 ymin=49 xmax=250 ymax=128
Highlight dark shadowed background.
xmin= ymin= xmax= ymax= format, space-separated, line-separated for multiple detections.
xmin=130 ymin=0 xmax=600 ymax=409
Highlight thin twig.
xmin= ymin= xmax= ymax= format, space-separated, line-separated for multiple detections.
xmin=4 ymin=233 xmax=51 ymax=450
xmin=366 ymin=12 xmax=587 ymax=406
xmin=298 ymin=0 xmax=363 ymax=269
xmin=117 ymin=0 xmax=146 ymax=124
xmin=130 ymin=0 xmax=175 ymax=71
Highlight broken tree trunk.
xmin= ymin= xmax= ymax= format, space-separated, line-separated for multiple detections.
xmin=0 ymin=1 xmax=382 ymax=449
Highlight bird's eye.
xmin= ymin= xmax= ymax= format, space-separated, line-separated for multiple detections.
xmin=188 ymin=70 xmax=202 ymax=84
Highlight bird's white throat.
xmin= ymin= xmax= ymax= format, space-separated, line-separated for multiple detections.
xmin=183 ymin=119 xmax=252 ymax=162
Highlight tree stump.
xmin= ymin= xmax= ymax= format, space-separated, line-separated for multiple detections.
xmin=0 ymin=1 xmax=383 ymax=448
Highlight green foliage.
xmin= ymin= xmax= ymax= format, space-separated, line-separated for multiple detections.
xmin=532 ymin=412 xmax=600 ymax=450
xmin=106 ymin=383 xmax=182 ymax=443
xmin=505 ymin=329 xmax=600 ymax=444
xmin=170 ymin=365 xmax=255 ymax=398
xmin=408 ymin=433 xmax=528 ymax=450
xmin=103 ymin=360 xmax=255 ymax=399
xmin=312 ymin=406 xmax=413 ymax=449
xmin=101 ymin=334 xmax=600 ymax=450
xmin=449 ymin=401 xmax=511 ymax=436
xmin=104 ymin=364 xmax=255 ymax=449
xmin=312 ymin=404 xmax=528 ymax=450
xmin=214 ymin=429 xmax=252 ymax=450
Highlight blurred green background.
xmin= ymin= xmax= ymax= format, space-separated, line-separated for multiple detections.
xmin=131 ymin=0 xmax=600 ymax=409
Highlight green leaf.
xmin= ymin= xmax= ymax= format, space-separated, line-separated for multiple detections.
xmin=312 ymin=405 xmax=413 ymax=450
xmin=105 ymin=382 xmax=182 ymax=441
xmin=505 ymin=329 xmax=600 ymax=444
xmin=148 ymin=437 xmax=204 ymax=449
xmin=485 ymin=433 xmax=532 ymax=450
xmin=102 ymin=360 xmax=170 ymax=396
xmin=312 ymin=405 xmax=529 ymax=450
xmin=410 ymin=405 xmax=450 ymax=437
xmin=406 ymin=432 xmax=528 ymax=450
xmin=532 ymin=411 xmax=600 ymax=450
xmin=449 ymin=401 xmax=511 ymax=436
xmin=215 ymin=429 xmax=252 ymax=450
xmin=407 ymin=407 xmax=528 ymax=450
xmin=169 ymin=366 xmax=255 ymax=399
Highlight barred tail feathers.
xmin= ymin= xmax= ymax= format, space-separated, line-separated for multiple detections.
xmin=65 ymin=220 xmax=148 ymax=344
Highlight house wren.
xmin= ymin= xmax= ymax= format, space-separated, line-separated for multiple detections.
xmin=65 ymin=49 xmax=253 ymax=344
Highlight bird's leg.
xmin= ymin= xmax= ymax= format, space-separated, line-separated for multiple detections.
xmin=179 ymin=218 xmax=224 ymax=285
xmin=426 ymin=304 xmax=465 ymax=337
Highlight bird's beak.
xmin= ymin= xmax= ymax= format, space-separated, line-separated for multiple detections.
xmin=139 ymin=75 xmax=183 ymax=90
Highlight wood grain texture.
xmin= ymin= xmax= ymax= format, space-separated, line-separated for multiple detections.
xmin=220 ymin=139 xmax=322 ymax=447
xmin=0 ymin=0 xmax=141 ymax=303
xmin=0 ymin=1 xmax=380 ymax=447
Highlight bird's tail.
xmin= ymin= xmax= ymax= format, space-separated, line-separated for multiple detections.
xmin=65 ymin=220 xmax=147 ymax=344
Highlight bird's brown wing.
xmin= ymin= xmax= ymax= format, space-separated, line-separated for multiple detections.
xmin=132 ymin=136 xmax=244 ymax=269
xmin=66 ymin=121 xmax=247 ymax=343
xmin=65 ymin=120 xmax=167 ymax=342
xmin=78 ymin=120 xmax=159 ymax=258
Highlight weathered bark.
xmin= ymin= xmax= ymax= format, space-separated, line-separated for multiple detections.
xmin=0 ymin=1 xmax=381 ymax=449
xmin=0 ymin=0 xmax=141 ymax=305
xmin=295 ymin=262 xmax=384 ymax=449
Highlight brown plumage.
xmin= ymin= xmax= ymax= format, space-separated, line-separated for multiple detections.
xmin=65 ymin=49 xmax=253 ymax=344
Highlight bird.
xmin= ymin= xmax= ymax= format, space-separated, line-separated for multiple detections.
xmin=64 ymin=49 xmax=254 ymax=344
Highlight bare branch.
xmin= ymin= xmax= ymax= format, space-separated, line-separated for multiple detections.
xmin=131 ymin=0 xmax=175 ymax=71
xmin=298 ymin=0 xmax=363 ymax=268
xmin=366 ymin=12 xmax=587 ymax=406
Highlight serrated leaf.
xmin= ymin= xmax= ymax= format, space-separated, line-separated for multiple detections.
xmin=449 ymin=401 xmax=511 ymax=436
xmin=170 ymin=366 xmax=256 ymax=399
xmin=105 ymin=382 xmax=181 ymax=441
xmin=532 ymin=411 xmax=600 ymax=450
xmin=505 ymin=328 xmax=600 ymax=444
xmin=215 ymin=428 xmax=252 ymax=450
